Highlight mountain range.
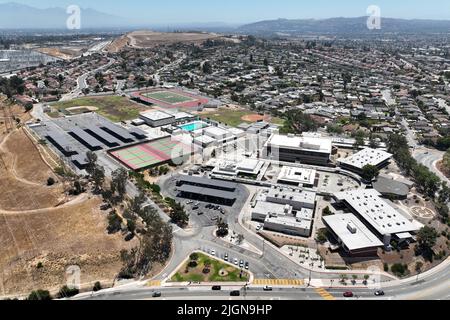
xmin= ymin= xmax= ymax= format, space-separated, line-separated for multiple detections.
xmin=1 ymin=2 xmax=450 ymax=34
xmin=0 ymin=2 xmax=132 ymax=29
xmin=238 ymin=17 xmax=450 ymax=35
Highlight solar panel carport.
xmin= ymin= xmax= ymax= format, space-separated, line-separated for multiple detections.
xmin=69 ymin=127 xmax=103 ymax=150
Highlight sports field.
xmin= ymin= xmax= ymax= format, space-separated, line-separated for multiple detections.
xmin=143 ymin=91 xmax=194 ymax=104
xmin=110 ymin=137 xmax=193 ymax=170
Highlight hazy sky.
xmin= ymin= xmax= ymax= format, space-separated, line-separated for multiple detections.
xmin=2 ymin=0 xmax=450 ymax=24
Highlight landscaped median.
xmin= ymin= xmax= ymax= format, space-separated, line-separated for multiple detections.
xmin=165 ymin=252 xmax=253 ymax=285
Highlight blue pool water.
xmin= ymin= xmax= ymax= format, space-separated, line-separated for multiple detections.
xmin=179 ymin=121 xmax=207 ymax=132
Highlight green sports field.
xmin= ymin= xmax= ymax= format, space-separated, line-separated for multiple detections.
xmin=143 ymin=91 xmax=194 ymax=104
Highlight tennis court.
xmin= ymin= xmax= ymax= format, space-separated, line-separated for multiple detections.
xmin=110 ymin=137 xmax=194 ymax=170
xmin=143 ymin=91 xmax=194 ymax=105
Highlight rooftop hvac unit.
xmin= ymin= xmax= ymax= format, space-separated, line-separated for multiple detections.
xmin=347 ymin=222 xmax=357 ymax=234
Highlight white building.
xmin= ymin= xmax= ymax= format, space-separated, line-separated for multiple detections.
xmin=338 ymin=148 xmax=393 ymax=174
xmin=323 ymin=214 xmax=384 ymax=256
xmin=211 ymin=159 xmax=264 ymax=177
xmin=334 ymin=189 xmax=422 ymax=247
xmin=139 ymin=110 xmax=175 ymax=127
xmin=263 ymin=134 xmax=332 ymax=165
xmin=277 ymin=166 xmax=317 ymax=188
xmin=251 ymin=186 xmax=317 ymax=237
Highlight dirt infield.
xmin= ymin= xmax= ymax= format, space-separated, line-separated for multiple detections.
xmin=241 ymin=114 xmax=271 ymax=122
xmin=0 ymin=197 xmax=137 ymax=296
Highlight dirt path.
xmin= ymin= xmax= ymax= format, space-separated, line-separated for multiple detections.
xmin=0 ymin=193 xmax=89 ymax=215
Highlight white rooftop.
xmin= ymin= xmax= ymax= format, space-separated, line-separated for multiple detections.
xmin=266 ymin=187 xmax=317 ymax=207
xmin=339 ymin=148 xmax=393 ymax=170
xmin=265 ymin=216 xmax=312 ymax=230
xmin=204 ymin=126 xmax=232 ymax=138
xmin=266 ymin=134 xmax=332 ymax=154
xmin=253 ymin=201 xmax=293 ymax=216
xmin=140 ymin=110 xmax=174 ymax=121
xmin=323 ymin=214 xmax=384 ymax=251
xmin=334 ymin=189 xmax=420 ymax=236
xmin=278 ymin=166 xmax=317 ymax=186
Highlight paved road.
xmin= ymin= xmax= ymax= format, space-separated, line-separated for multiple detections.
xmin=74 ymin=257 xmax=450 ymax=300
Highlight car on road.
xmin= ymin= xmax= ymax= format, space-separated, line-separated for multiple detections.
xmin=192 ymin=206 xmax=199 ymax=210
xmin=186 ymin=201 xmax=193 ymax=205
xmin=230 ymin=291 xmax=241 ymax=297
xmin=234 ymin=258 xmax=239 ymax=266
xmin=343 ymin=291 xmax=354 ymax=298
xmin=152 ymin=292 xmax=162 ymax=298
xmin=212 ymin=286 xmax=222 ymax=291
xmin=263 ymin=286 xmax=273 ymax=291
xmin=374 ymin=290 xmax=385 ymax=296
xmin=197 ymin=212 xmax=204 ymax=216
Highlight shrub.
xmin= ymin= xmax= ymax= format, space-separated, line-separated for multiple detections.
xmin=57 ymin=285 xmax=79 ymax=299
xmin=47 ymin=177 xmax=55 ymax=186
xmin=93 ymin=282 xmax=102 ymax=292
xmin=28 ymin=290 xmax=52 ymax=301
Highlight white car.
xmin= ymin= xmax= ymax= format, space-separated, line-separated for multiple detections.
xmin=256 ymin=225 xmax=263 ymax=232
xmin=234 ymin=258 xmax=239 ymax=265
xmin=211 ymin=250 xmax=216 ymax=256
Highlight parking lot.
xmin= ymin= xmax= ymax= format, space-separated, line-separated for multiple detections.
xmin=184 ymin=201 xmax=228 ymax=227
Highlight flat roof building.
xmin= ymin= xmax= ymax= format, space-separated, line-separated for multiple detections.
xmin=176 ymin=176 xmax=238 ymax=206
xmin=334 ymin=189 xmax=421 ymax=247
xmin=277 ymin=166 xmax=317 ymax=188
xmin=140 ymin=110 xmax=175 ymax=127
xmin=263 ymin=134 xmax=332 ymax=165
xmin=176 ymin=175 xmax=237 ymax=192
xmin=323 ymin=213 xmax=384 ymax=256
xmin=338 ymin=148 xmax=393 ymax=174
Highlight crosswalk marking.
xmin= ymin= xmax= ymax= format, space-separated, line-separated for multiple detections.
xmin=315 ymin=288 xmax=336 ymax=300
xmin=253 ymin=279 xmax=304 ymax=286
xmin=147 ymin=280 xmax=161 ymax=287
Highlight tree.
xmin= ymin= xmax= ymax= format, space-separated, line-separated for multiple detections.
xmin=28 ymin=290 xmax=52 ymax=301
xmin=57 ymin=285 xmax=79 ymax=299
xmin=416 ymin=226 xmax=438 ymax=261
xmin=361 ymin=165 xmax=380 ymax=182
xmin=111 ymin=168 xmax=128 ymax=201
xmin=24 ymin=102 xmax=33 ymax=112
xmin=107 ymin=210 xmax=123 ymax=234
xmin=391 ymin=263 xmax=409 ymax=277
xmin=415 ymin=261 xmax=423 ymax=274
xmin=236 ymin=234 xmax=245 ymax=245
xmin=280 ymin=110 xmax=318 ymax=134
xmin=47 ymin=177 xmax=55 ymax=186
xmin=170 ymin=201 xmax=189 ymax=227
xmin=216 ymin=218 xmax=229 ymax=237
xmin=92 ymin=165 xmax=105 ymax=192
xmin=85 ymin=151 xmax=98 ymax=176
xmin=93 ymin=282 xmax=102 ymax=292
xmin=322 ymin=206 xmax=332 ymax=216
xmin=202 ymin=61 xmax=212 ymax=74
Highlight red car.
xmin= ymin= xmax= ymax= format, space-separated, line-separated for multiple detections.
xmin=343 ymin=291 xmax=354 ymax=298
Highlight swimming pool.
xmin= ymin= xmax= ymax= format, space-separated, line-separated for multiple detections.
xmin=179 ymin=121 xmax=208 ymax=132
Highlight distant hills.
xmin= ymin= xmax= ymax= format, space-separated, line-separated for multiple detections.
xmin=238 ymin=17 xmax=450 ymax=35
xmin=1 ymin=2 xmax=450 ymax=35
xmin=0 ymin=2 xmax=132 ymax=29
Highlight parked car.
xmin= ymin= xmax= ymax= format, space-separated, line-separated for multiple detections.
xmin=224 ymin=254 xmax=229 ymax=261
xmin=374 ymin=290 xmax=385 ymax=296
xmin=212 ymin=286 xmax=222 ymax=291
xmin=239 ymin=260 xmax=244 ymax=268
xmin=211 ymin=250 xmax=216 ymax=256
xmin=234 ymin=258 xmax=239 ymax=266
xmin=245 ymin=262 xmax=249 ymax=270
xmin=343 ymin=291 xmax=354 ymax=298
xmin=230 ymin=291 xmax=241 ymax=297
xmin=197 ymin=212 xmax=204 ymax=216
xmin=256 ymin=225 xmax=263 ymax=232
xmin=192 ymin=206 xmax=199 ymax=210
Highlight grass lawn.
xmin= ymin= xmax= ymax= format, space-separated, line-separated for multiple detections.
xmin=143 ymin=91 xmax=194 ymax=104
xmin=201 ymin=109 xmax=284 ymax=127
xmin=170 ymin=253 xmax=249 ymax=283
xmin=52 ymin=96 xmax=146 ymax=122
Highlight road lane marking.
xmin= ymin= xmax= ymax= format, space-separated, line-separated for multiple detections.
xmin=253 ymin=279 xmax=304 ymax=286
xmin=315 ymin=288 xmax=336 ymax=300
